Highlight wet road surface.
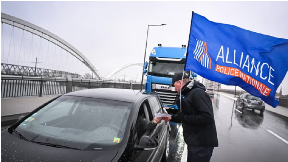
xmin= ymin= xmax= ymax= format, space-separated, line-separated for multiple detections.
xmin=211 ymin=94 xmax=288 ymax=162
xmin=167 ymin=122 xmax=185 ymax=162
xmin=167 ymin=93 xmax=288 ymax=162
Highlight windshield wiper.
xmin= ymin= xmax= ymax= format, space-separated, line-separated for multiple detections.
xmin=10 ymin=128 xmax=30 ymax=142
xmin=31 ymin=141 xmax=81 ymax=150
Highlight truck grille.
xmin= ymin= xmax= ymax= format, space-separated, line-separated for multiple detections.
xmin=152 ymin=89 xmax=178 ymax=106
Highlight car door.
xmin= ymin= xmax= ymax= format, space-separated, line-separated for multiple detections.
xmin=131 ymin=98 xmax=167 ymax=162
xmin=131 ymin=99 xmax=157 ymax=162
xmin=147 ymin=96 xmax=169 ymax=162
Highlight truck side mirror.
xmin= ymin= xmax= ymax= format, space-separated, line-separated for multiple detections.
xmin=144 ymin=61 xmax=148 ymax=69
xmin=143 ymin=69 xmax=147 ymax=74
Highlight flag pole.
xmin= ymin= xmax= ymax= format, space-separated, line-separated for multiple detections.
xmin=179 ymin=11 xmax=194 ymax=113
xmin=185 ymin=11 xmax=194 ymax=72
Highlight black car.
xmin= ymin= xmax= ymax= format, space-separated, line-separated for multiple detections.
xmin=236 ymin=93 xmax=265 ymax=114
xmin=2 ymin=88 xmax=170 ymax=162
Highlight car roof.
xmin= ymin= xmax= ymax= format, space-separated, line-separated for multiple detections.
xmin=63 ymin=88 xmax=148 ymax=103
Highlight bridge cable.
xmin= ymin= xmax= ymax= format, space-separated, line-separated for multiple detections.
xmin=65 ymin=50 xmax=69 ymax=74
xmin=2 ymin=22 xmax=4 ymax=62
xmin=7 ymin=23 xmax=15 ymax=63
xmin=27 ymin=30 xmax=34 ymax=65
xmin=37 ymin=32 xmax=43 ymax=71
xmin=52 ymin=43 xmax=57 ymax=70
xmin=55 ymin=44 xmax=59 ymax=70
xmin=45 ymin=39 xmax=50 ymax=69
xmin=13 ymin=26 xmax=17 ymax=65
xmin=59 ymin=48 xmax=63 ymax=71
xmin=18 ymin=28 xmax=25 ymax=65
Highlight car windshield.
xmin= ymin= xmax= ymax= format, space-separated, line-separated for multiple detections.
xmin=148 ymin=61 xmax=185 ymax=77
xmin=15 ymin=95 xmax=132 ymax=150
xmin=246 ymin=95 xmax=261 ymax=101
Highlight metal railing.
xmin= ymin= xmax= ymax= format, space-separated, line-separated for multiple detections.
xmin=1 ymin=75 xmax=142 ymax=98
xmin=1 ymin=75 xmax=67 ymax=98
xmin=1 ymin=63 xmax=82 ymax=78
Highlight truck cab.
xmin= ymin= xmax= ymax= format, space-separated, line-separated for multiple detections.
xmin=144 ymin=45 xmax=196 ymax=113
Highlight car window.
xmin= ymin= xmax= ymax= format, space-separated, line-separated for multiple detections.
xmin=242 ymin=94 xmax=248 ymax=99
xmin=135 ymin=101 xmax=154 ymax=139
xmin=245 ymin=94 xmax=251 ymax=99
xmin=148 ymin=96 xmax=162 ymax=113
xmin=16 ymin=96 xmax=132 ymax=150
xmin=246 ymin=95 xmax=261 ymax=101
xmin=144 ymin=99 xmax=154 ymax=119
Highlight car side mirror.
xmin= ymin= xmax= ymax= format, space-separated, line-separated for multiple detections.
xmin=135 ymin=136 xmax=158 ymax=150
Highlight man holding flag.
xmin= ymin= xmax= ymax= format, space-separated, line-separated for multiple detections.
xmin=167 ymin=73 xmax=218 ymax=162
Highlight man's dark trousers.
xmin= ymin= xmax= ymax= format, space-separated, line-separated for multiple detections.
xmin=187 ymin=146 xmax=214 ymax=162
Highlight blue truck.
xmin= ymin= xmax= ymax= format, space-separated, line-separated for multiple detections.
xmin=143 ymin=44 xmax=196 ymax=113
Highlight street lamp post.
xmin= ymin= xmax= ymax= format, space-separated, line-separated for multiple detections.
xmin=140 ymin=24 xmax=166 ymax=91
xmin=31 ymin=57 xmax=42 ymax=75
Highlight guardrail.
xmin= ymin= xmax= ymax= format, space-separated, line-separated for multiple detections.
xmin=1 ymin=75 xmax=142 ymax=98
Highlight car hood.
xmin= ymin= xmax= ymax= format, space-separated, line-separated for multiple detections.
xmin=1 ymin=130 xmax=118 ymax=162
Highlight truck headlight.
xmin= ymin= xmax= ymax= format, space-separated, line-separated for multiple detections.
xmin=152 ymin=83 xmax=156 ymax=89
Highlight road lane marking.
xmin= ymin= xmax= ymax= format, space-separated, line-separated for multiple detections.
xmin=267 ymin=130 xmax=288 ymax=145
xmin=215 ymin=92 xmax=237 ymax=101
xmin=235 ymin=109 xmax=242 ymax=114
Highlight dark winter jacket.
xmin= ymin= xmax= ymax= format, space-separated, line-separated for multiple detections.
xmin=171 ymin=80 xmax=218 ymax=147
xmin=136 ymin=115 xmax=156 ymax=139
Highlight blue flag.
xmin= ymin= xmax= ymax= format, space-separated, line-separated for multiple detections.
xmin=185 ymin=12 xmax=288 ymax=108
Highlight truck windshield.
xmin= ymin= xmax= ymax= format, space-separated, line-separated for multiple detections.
xmin=148 ymin=61 xmax=185 ymax=77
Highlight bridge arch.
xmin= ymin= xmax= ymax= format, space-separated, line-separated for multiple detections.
xmin=1 ymin=13 xmax=101 ymax=79
xmin=105 ymin=63 xmax=143 ymax=79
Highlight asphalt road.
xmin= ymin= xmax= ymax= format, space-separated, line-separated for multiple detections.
xmin=167 ymin=94 xmax=288 ymax=162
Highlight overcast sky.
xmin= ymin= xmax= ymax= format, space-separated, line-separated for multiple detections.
xmin=1 ymin=1 xmax=288 ymax=94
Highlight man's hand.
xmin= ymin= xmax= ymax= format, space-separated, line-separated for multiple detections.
xmin=162 ymin=116 xmax=172 ymax=122
xmin=152 ymin=117 xmax=162 ymax=124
